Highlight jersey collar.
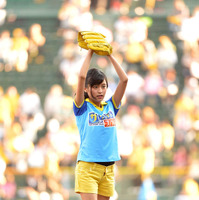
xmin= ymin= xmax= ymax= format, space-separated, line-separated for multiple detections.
xmin=85 ymin=98 xmax=107 ymax=111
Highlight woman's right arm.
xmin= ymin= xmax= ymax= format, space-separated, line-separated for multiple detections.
xmin=75 ymin=49 xmax=93 ymax=107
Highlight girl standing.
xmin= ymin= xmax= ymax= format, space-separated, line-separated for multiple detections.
xmin=73 ymin=49 xmax=128 ymax=200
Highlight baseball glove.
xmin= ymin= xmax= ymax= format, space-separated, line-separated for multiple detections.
xmin=78 ymin=31 xmax=112 ymax=56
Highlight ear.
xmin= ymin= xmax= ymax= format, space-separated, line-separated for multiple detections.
xmin=84 ymin=87 xmax=88 ymax=93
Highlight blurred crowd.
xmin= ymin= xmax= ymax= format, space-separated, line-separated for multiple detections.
xmin=0 ymin=0 xmax=46 ymax=72
xmin=0 ymin=23 xmax=46 ymax=72
xmin=1 ymin=0 xmax=199 ymax=199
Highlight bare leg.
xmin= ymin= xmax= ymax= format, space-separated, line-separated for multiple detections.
xmin=80 ymin=193 xmax=98 ymax=200
xmin=98 ymin=194 xmax=110 ymax=200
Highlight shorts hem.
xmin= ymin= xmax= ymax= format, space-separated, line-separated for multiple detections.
xmin=75 ymin=190 xmax=112 ymax=197
xmin=98 ymin=192 xmax=112 ymax=197
xmin=75 ymin=190 xmax=97 ymax=194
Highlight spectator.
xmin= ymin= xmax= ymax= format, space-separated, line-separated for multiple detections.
xmin=27 ymin=138 xmax=46 ymax=168
xmin=114 ymin=15 xmax=132 ymax=47
xmin=58 ymin=40 xmax=83 ymax=88
xmin=0 ymin=86 xmax=12 ymax=127
xmin=57 ymin=1 xmax=79 ymax=29
xmin=174 ymin=178 xmax=199 ymax=200
xmin=128 ymin=141 xmax=155 ymax=177
xmin=4 ymin=86 xmax=20 ymax=123
xmin=0 ymin=30 xmax=13 ymax=71
xmin=138 ymin=176 xmax=157 ymax=200
xmin=173 ymin=145 xmax=188 ymax=166
xmin=141 ymin=39 xmax=158 ymax=71
xmin=174 ymin=93 xmax=195 ymax=141
xmin=125 ymin=40 xmax=145 ymax=67
xmin=76 ymin=0 xmax=93 ymax=31
xmin=18 ymin=88 xmax=42 ymax=117
xmin=167 ymin=0 xmax=190 ymax=37
xmin=11 ymin=28 xmax=29 ymax=72
xmin=144 ymin=70 xmax=163 ymax=106
xmin=125 ymin=70 xmax=145 ymax=104
xmin=29 ymin=23 xmax=46 ymax=64
xmin=179 ymin=6 xmax=199 ymax=52
xmin=44 ymin=84 xmax=64 ymax=121
xmin=159 ymin=121 xmax=175 ymax=151
xmin=121 ymin=105 xmax=142 ymax=135
xmin=0 ymin=0 xmax=6 ymax=26
xmin=156 ymin=35 xmax=178 ymax=77
xmin=0 ymin=173 xmax=17 ymax=200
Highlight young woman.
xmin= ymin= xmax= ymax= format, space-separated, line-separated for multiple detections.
xmin=73 ymin=49 xmax=128 ymax=200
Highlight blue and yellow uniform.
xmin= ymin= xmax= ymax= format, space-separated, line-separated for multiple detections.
xmin=73 ymin=97 xmax=121 ymax=162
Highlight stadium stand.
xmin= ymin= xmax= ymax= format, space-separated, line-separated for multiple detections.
xmin=1 ymin=0 xmax=199 ymax=200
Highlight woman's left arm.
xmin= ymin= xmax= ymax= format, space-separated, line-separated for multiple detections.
xmin=108 ymin=54 xmax=128 ymax=108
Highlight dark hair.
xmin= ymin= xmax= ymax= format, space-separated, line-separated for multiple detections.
xmin=84 ymin=68 xmax=108 ymax=99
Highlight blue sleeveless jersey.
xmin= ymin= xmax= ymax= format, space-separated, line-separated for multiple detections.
xmin=73 ymin=97 xmax=121 ymax=162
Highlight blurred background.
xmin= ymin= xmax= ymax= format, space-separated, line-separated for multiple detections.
xmin=0 ymin=0 xmax=199 ymax=199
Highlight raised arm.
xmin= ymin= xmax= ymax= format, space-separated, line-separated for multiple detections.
xmin=75 ymin=49 xmax=93 ymax=107
xmin=108 ymin=54 xmax=128 ymax=108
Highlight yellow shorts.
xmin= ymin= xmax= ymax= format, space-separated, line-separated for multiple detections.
xmin=75 ymin=161 xmax=115 ymax=197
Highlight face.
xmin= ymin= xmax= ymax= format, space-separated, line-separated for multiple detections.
xmin=85 ymin=79 xmax=107 ymax=106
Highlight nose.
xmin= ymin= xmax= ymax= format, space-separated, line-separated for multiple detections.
xmin=98 ymin=87 xmax=102 ymax=93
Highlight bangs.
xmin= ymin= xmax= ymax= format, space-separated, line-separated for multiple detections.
xmin=89 ymin=73 xmax=105 ymax=86
xmin=86 ymin=68 xmax=108 ymax=87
